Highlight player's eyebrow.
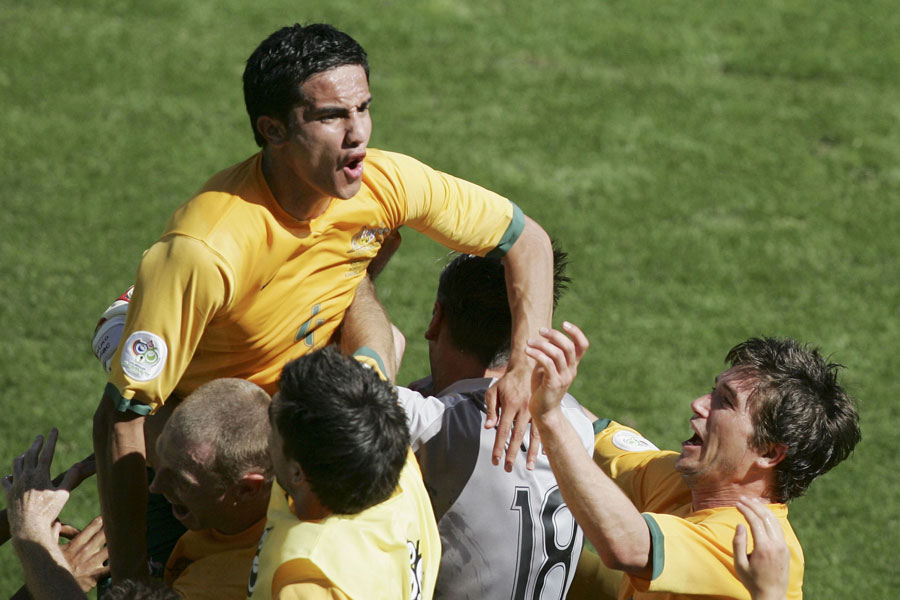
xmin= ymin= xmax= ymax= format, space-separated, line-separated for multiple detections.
xmin=305 ymin=96 xmax=373 ymax=119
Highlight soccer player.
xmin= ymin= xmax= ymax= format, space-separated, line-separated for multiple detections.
xmin=389 ymin=249 xmax=594 ymax=599
xmin=93 ymin=23 xmax=554 ymax=580
xmin=249 ymin=347 xmax=439 ymax=599
xmin=148 ymin=378 xmax=273 ymax=599
xmin=527 ymin=324 xmax=861 ymax=600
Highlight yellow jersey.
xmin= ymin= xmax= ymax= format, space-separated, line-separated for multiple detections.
xmin=106 ymin=149 xmax=522 ymax=414
xmin=247 ymin=451 xmax=440 ymax=600
xmin=165 ymin=518 xmax=266 ymax=600
xmin=593 ymin=420 xmax=805 ymax=600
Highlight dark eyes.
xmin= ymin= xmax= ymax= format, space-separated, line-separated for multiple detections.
xmin=711 ymin=386 xmax=732 ymax=408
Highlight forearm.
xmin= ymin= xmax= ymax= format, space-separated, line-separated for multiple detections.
xmin=12 ymin=537 xmax=84 ymax=600
xmin=502 ymin=217 xmax=553 ymax=370
xmin=93 ymin=394 xmax=149 ymax=581
xmin=340 ymin=276 xmax=399 ymax=379
xmin=535 ymin=408 xmax=652 ymax=574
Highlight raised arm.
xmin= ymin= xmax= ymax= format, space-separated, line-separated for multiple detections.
xmin=92 ymin=393 xmax=149 ymax=581
xmin=339 ymin=275 xmax=402 ymax=381
xmin=2 ymin=430 xmax=88 ymax=600
xmin=528 ymin=323 xmax=653 ymax=576
xmin=486 ymin=216 xmax=554 ymax=470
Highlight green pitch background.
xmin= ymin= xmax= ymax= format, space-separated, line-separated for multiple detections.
xmin=1 ymin=0 xmax=897 ymax=596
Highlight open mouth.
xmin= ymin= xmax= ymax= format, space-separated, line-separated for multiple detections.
xmin=342 ymin=155 xmax=365 ymax=179
xmin=171 ymin=503 xmax=190 ymax=521
xmin=683 ymin=432 xmax=703 ymax=447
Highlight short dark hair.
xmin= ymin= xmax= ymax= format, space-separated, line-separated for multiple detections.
xmin=726 ymin=337 xmax=861 ymax=502
xmin=273 ymin=346 xmax=409 ymax=514
xmin=243 ymin=23 xmax=369 ymax=146
xmin=436 ymin=241 xmax=571 ymax=368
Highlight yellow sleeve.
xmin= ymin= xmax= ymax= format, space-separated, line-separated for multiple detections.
xmin=106 ymin=235 xmax=233 ymax=414
xmin=367 ymin=150 xmax=524 ymax=257
xmin=631 ymin=512 xmax=751 ymax=598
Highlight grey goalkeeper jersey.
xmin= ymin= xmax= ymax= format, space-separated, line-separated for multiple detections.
xmin=397 ymin=379 xmax=594 ymax=600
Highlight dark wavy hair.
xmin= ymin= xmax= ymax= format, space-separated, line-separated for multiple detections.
xmin=726 ymin=337 xmax=861 ymax=502
xmin=243 ymin=23 xmax=369 ymax=146
xmin=273 ymin=347 xmax=409 ymax=514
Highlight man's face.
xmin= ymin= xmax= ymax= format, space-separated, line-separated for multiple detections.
xmin=149 ymin=430 xmax=230 ymax=531
xmin=278 ymin=64 xmax=372 ymax=204
xmin=267 ymin=393 xmax=299 ymax=495
xmin=675 ymin=368 xmax=763 ymax=489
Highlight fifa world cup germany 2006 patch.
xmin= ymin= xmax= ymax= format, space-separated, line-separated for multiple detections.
xmin=611 ymin=430 xmax=660 ymax=453
xmin=120 ymin=331 xmax=168 ymax=381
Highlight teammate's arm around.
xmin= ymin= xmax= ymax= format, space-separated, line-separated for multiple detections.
xmin=486 ymin=216 xmax=554 ymax=472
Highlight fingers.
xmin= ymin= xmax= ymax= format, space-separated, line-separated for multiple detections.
xmin=68 ymin=516 xmax=105 ymax=551
xmin=733 ymin=523 xmax=750 ymax=572
xmin=484 ymin=385 xmax=499 ymax=429
xmin=39 ymin=428 xmax=60 ymax=471
xmin=492 ymin=407 xmax=514 ymax=466
xmin=505 ymin=415 xmax=529 ymax=472
xmin=525 ymin=424 xmax=541 ymax=470
xmin=737 ymin=497 xmax=784 ymax=542
xmin=58 ymin=461 xmax=84 ymax=493
xmin=58 ymin=522 xmax=82 ymax=540
xmin=0 ymin=474 xmax=11 ymax=495
xmin=561 ymin=321 xmax=589 ymax=359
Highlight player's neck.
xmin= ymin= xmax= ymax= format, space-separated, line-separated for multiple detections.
xmin=433 ymin=362 xmax=506 ymax=396
xmin=292 ymin=490 xmax=332 ymax=521
xmin=261 ymin=150 xmax=330 ymax=221
xmin=689 ymin=479 xmax=774 ymax=511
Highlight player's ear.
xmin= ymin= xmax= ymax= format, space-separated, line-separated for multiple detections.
xmin=755 ymin=442 xmax=787 ymax=469
xmin=233 ymin=472 xmax=267 ymax=500
xmin=424 ymin=302 xmax=443 ymax=341
xmin=257 ymin=115 xmax=288 ymax=146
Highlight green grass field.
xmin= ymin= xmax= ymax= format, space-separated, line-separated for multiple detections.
xmin=1 ymin=0 xmax=897 ymax=596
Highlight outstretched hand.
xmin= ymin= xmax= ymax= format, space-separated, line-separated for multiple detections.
xmin=1 ymin=429 xmax=81 ymax=544
xmin=484 ymin=366 xmax=538 ymax=471
xmin=526 ymin=322 xmax=590 ymax=421
xmin=60 ymin=516 xmax=110 ymax=592
xmin=733 ymin=497 xmax=790 ymax=600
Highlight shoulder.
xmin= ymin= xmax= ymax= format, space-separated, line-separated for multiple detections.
xmin=164 ymin=153 xmax=273 ymax=246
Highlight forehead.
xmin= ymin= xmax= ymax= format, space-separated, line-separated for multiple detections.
xmin=297 ymin=64 xmax=370 ymax=106
xmin=156 ymin=429 xmax=212 ymax=476
xmin=716 ymin=367 xmax=760 ymax=404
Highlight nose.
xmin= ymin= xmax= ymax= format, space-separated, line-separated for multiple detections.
xmin=690 ymin=393 xmax=710 ymax=417
xmin=344 ymin=110 xmax=371 ymax=147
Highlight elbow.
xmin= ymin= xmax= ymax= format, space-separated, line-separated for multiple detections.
xmin=600 ymin=549 xmax=649 ymax=574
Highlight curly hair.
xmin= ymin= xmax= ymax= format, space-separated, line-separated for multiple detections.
xmin=726 ymin=337 xmax=861 ymax=502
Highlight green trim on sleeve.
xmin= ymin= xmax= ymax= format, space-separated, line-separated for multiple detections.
xmin=352 ymin=346 xmax=389 ymax=381
xmin=105 ymin=382 xmax=153 ymax=416
xmin=642 ymin=513 xmax=665 ymax=580
xmin=592 ymin=418 xmax=612 ymax=434
xmin=486 ymin=203 xmax=525 ymax=258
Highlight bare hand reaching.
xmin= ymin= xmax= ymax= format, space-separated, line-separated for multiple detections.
xmin=733 ymin=497 xmax=790 ymax=600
